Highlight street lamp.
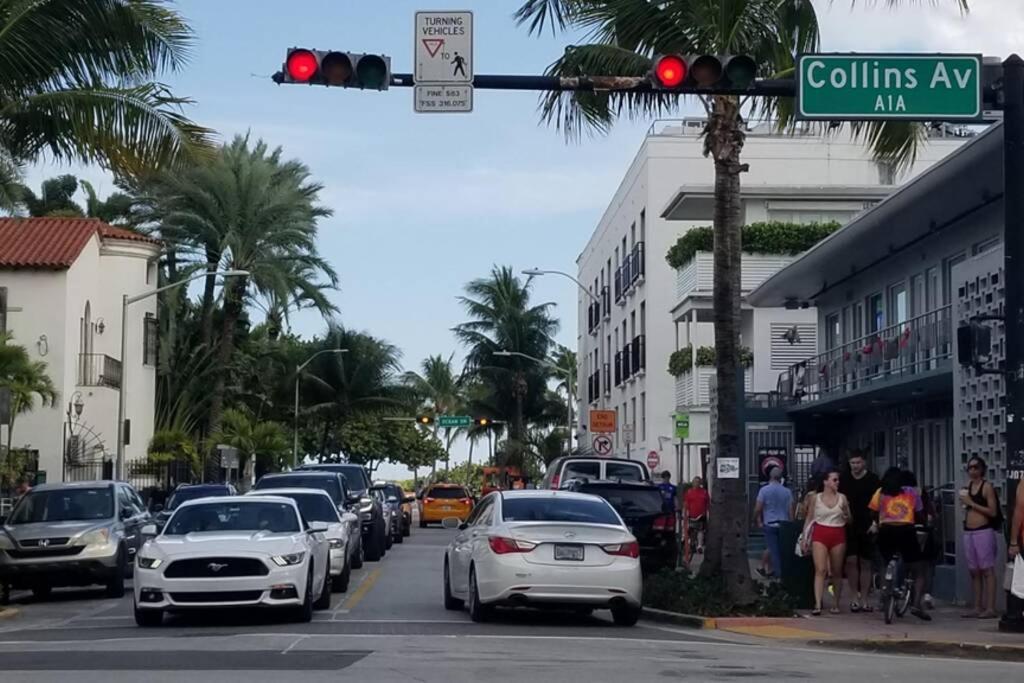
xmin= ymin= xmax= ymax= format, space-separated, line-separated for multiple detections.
xmin=293 ymin=348 xmax=348 ymax=468
xmin=116 ymin=269 xmax=249 ymax=480
xmin=493 ymin=350 xmax=575 ymax=456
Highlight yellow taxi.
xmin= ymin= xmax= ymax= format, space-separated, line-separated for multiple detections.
xmin=418 ymin=483 xmax=473 ymax=528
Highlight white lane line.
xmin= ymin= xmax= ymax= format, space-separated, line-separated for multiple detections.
xmin=281 ymin=635 xmax=307 ymax=654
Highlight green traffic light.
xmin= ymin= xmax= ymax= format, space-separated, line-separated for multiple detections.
xmin=356 ymin=55 xmax=389 ymax=90
xmin=725 ymin=55 xmax=757 ymax=89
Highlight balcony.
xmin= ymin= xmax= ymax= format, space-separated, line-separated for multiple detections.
xmin=629 ymin=242 xmax=645 ymax=289
xmin=630 ymin=335 xmax=646 ymax=376
xmin=776 ymin=305 xmax=953 ymax=408
xmin=78 ymin=354 xmax=122 ymax=389
xmin=587 ymin=300 xmax=601 ymax=335
xmin=675 ymin=251 xmax=798 ymax=302
xmin=614 ymin=352 xmax=623 ymax=386
xmin=622 ymin=342 xmax=634 ymax=382
xmin=614 ymin=269 xmax=624 ymax=305
xmin=676 ymin=366 xmax=753 ymax=408
xmin=587 ymin=370 xmax=601 ymax=405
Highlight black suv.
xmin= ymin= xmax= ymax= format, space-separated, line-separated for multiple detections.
xmin=152 ymin=483 xmax=236 ymax=530
xmin=298 ymin=463 xmax=387 ymax=562
xmin=565 ymin=479 xmax=677 ymax=572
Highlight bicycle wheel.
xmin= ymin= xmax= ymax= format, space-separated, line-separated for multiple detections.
xmin=897 ymin=581 xmax=913 ymax=617
xmin=884 ymin=594 xmax=896 ymax=624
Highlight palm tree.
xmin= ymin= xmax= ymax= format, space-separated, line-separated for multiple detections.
xmin=209 ymin=408 xmax=289 ymax=483
xmin=0 ymin=0 xmax=212 ymax=178
xmin=403 ymin=354 xmax=467 ymax=474
xmin=0 ymin=334 xmax=58 ymax=457
xmin=453 ymin=266 xmax=559 ymax=466
xmin=513 ymin=0 xmax=968 ymax=597
xmin=145 ymin=135 xmax=337 ymax=433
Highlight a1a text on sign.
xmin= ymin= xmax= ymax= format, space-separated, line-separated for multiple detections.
xmin=590 ymin=409 xmax=616 ymax=433
xmin=797 ymin=53 xmax=982 ymax=121
xmin=415 ymin=11 xmax=473 ymax=84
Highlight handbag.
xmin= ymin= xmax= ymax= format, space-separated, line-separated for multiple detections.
xmin=1012 ymin=555 xmax=1024 ymax=600
xmin=795 ymin=522 xmax=815 ymax=557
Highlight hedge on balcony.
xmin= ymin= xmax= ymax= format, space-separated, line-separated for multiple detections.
xmin=668 ymin=345 xmax=754 ymax=376
xmin=665 ymin=221 xmax=842 ymax=270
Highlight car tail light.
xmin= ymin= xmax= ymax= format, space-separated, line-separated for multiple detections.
xmin=551 ymin=474 xmax=560 ymax=488
xmin=652 ymin=514 xmax=675 ymax=531
xmin=601 ymin=541 xmax=640 ymax=558
xmin=460 ymin=498 xmax=472 ymax=505
xmin=488 ymin=536 xmax=537 ymax=554
xmin=424 ymin=497 xmax=434 ymax=504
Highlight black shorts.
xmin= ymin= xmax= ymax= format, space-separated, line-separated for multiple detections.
xmin=877 ymin=524 xmax=923 ymax=564
xmin=845 ymin=527 xmax=875 ymax=560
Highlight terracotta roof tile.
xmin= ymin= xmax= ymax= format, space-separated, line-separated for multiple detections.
xmin=0 ymin=217 xmax=159 ymax=270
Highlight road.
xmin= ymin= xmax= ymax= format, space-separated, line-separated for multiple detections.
xmin=2 ymin=528 xmax=1020 ymax=681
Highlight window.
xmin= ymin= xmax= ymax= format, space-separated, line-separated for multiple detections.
xmin=825 ymin=313 xmax=841 ymax=350
xmin=640 ymin=209 xmax=646 ymax=243
xmin=842 ymin=306 xmax=854 ymax=343
xmin=143 ymin=313 xmax=158 ymax=366
xmin=640 ymin=301 xmax=646 ymax=335
xmin=630 ymin=311 xmax=636 ymax=338
xmin=852 ymin=301 xmax=865 ymax=340
xmin=165 ymin=501 xmax=300 ymax=535
xmin=563 ymin=461 xmax=600 ymax=482
xmin=943 ymin=253 xmax=967 ymax=305
xmin=630 ymin=222 xmax=636 ymax=248
xmin=877 ymin=161 xmax=897 ymax=185
xmin=603 ymin=463 xmax=647 ymax=483
xmin=866 ymin=293 xmax=884 ymax=333
xmin=117 ymin=486 xmax=141 ymax=517
xmin=888 ymin=282 xmax=908 ymax=325
xmin=614 ymin=247 xmax=619 ymax=268
xmin=630 ymin=398 xmax=636 ymax=436
xmin=910 ymin=274 xmax=926 ymax=317
xmin=926 ymin=267 xmax=940 ymax=312
xmin=501 ymin=496 xmax=619 ymax=525
xmin=640 ymin=392 xmax=646 ymax=441
xmin=973 ymin=235 xmax=1000 ymax=255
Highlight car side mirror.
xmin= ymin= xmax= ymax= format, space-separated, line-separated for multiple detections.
xmin=347 ymin=493 xmax=361 ymax=505
xmin=441 ymin=517 xmax=462 ymax=530
xmin=141 ymin=524 xmax=158 ymax=536
xmin=308 ymin=521 xmax=329 ymax=533
xmin=119 ymin=508 xmax=132 ymax=520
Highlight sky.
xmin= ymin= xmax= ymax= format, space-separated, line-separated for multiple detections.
xmin=24 ymin=0 xmax=1024 ymax=479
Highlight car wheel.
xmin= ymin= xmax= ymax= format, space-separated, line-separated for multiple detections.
xmin=105 ymin=549 xmax=126 ymax=598
xmin=351 ymin=538 xmax=365 ymax=569
xmin=419 ymin=517 xmax=427 ymax=529
xmin=402 ymin=519 xmax=411 ymax=537
xmin=394 ymin=526 xmax=404 ymax=544
xmin=364 ymin=526 xmax=384 ymax=562
xmin=134 ymin=597 xmax=163 ymax=627
xmin=443 ymin=559 xmax=463 ymax=611
xmin=468 ymin=567 xmax=491 ymax=623
xmin=385 ymin=523 xmax=394 ymax=550
xmin=313 ymin=565 xmax=332 ymax=610
xmin=292 ymin=569 xmax=314 ymax=623
xmin=31 ymin=585 xmax=52 ymax=600
xmin=333 ymin=558 xmax=351 ymax=593
xmin=611 ymin=605 xmax=641 ymax=627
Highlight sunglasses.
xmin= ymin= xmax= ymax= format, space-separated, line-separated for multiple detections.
xmin=967 ymin=464 xmax=981 ymax=471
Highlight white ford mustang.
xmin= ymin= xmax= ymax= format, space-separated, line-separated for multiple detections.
xmin=442 ymin=490 xmax=643 ymax=626
xmin=133 ymin=495 xmax=331 ymax=626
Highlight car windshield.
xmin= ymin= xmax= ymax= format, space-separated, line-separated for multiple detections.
xmin=164 ymin=501 xmax=300 ymax=535
xmin=583 ymin=487 xmax=663 ymax=515
xmin=501 ymin=496 xmax=621 ymax=525
xmin=8 ymin=487 xmax=114 ymax=524
xmin=254 ymin=476 xmax=341 ymax=504
xmin=276 ymin=493 xmax=339 ymax=523
xmin=166 ymin=487 xmax=231 ymax=510
xmin=428 ymin=487 xmax=467 ymax=499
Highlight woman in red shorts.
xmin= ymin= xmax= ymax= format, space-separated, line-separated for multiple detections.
xmin=801 ymin=469 xmax=851 ymax=615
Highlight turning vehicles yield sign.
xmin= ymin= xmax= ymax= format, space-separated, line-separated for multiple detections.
xmin=414 ymin=11 xmax=473 ymax=84
xmin=593 ymin=435 xmax=613 ymax=457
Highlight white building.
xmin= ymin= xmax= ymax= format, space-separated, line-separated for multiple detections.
xmin=0 ymin=217 xmax=160 ymax=483
xmin=575 ymin=118 xmax=970 ymax=483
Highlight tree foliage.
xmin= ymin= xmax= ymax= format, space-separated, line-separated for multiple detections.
xmin=665 ymin=221 xmax=842 ymax=269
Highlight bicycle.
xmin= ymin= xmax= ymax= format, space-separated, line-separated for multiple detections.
xmin=683 ymin=515 xmax=705 ymax=565
xmin=880 ymin=551 xmax=914 ymax=624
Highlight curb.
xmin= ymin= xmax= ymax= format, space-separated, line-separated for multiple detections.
xmin=0 ymin=608 xmax=19 ymax=621
xmin=641 ymin=607 xmax=717 ymax=629
xmin=811 ymin=638 xmax=1024 ymax=662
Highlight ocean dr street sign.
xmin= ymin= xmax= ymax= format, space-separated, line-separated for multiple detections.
xmin=414 ymin=10 xmax=473 ymax=113
xmin=437 ymin=415 xmax=471 ymax=428
xmin=797 ymin=53 xmax=982 ymax=121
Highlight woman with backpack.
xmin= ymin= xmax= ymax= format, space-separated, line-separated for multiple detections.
xmin=960 ymin=456 xmax=1002 ymax=618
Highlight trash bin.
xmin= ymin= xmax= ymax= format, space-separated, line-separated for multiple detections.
xmin=778 ymin=520 xmax=814 ymax=609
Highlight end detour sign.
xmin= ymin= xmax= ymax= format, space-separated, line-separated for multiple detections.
xmin=797 ymin=53 xmax=982 ymax=121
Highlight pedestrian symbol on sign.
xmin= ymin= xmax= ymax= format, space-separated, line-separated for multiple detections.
xmin=452 ymin=52 xmax=467 ymax=78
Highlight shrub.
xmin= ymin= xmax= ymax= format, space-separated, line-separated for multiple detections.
xmin=643 ymin=568 xmax=797 ymax=617
xmin=665 ymin=221 xmax=842 ymax=269
xmin=667 ymin=345 xmax=753 ymax=377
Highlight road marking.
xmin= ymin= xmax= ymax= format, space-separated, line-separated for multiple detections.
xmin=341 ymin=568 xmax=381 ymax=611
xmin=281 ymin=635 xmax=307 ymax=654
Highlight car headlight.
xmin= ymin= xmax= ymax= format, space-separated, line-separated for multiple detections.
xmin=358 ymin=497 xmax=373 ymax=513
xmin=78 ymin=528 xmax=111 ymax=547
xmin=271 ymin=552 xmax=306 ymax=567
xmin=0 ymin=533 xmax=13 ymax=550
xmin=137 ymin=556 xmax=163 ymax=569
xmin=328 ymin=538 xmax=344 ymax=549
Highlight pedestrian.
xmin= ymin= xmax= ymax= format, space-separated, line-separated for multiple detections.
xmin=754 ymin=466 xmax=794 ymax=579
xmin=657 ymin=471 xmax=678 ymax=513
xmin=839 ymin=450 xmax=880 ymax=613
xmin=683 ymin=476 xmax=710 ymax=554
xmin=801 ymin=468 xmax=851 ymax=615
xmin=14 ymin=477 xmax=31 ymax=498
xmin=870 ymin=466 xmax=931 ymax=621
xmin=960 ymin=456 xmax=1001 ymax=619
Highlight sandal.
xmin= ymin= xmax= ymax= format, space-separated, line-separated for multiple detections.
xmin=811 ymin=607 xmax=822 ymax=616
xmin=829 ymin=607 xmax=841 ymax=615
xmin=861 ymin=604 xmax=874 ymax=613
xmin=850 ymin=601 xmax=861 ymax=613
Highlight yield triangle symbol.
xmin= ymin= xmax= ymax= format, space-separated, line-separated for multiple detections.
xmin=422 ymin=39 xmax=444 ymax=58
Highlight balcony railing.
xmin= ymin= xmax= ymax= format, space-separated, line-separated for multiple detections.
xmin=78 ymin=353 xmax=122 ymax=389
xmin=776 ymin=305 xmax=953 ymax=405
xmin=614 ymin=352 xmax=623 ymax=386
xmin=587 ymin=370 xmax=601 ymax=404
xmin=631 ymin=334 xmax=646 ymax=375
xmin=630 ymin=242 xmax=645 ymax=286
xmin=587 ymin=300 xmax=601 ymax=335
xmin=676 ymin=366 xmax=753 ymax=407
xmin=614 ymin=243 xmax=647 ymax=305
xmin=614 ymin=269 xmax=624 ymax=304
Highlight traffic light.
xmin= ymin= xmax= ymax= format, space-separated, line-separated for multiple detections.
xmin=416 ymin=415 xmax=434 ymax=426
xmin=473 ymin=417 xmax=492 ymax=427
xmin=957 ymin=321 xmax=992 ymax=366
xmin=649 ymin=54 xmax=758 ymax=91
xmin=280 ymin=48 xmax=391 ymax=90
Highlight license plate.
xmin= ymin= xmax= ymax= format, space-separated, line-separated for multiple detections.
xmin=554 ymin=544 xmax=584 ymax=561
xmin=441 ymin=506 xmax=452 ymax=511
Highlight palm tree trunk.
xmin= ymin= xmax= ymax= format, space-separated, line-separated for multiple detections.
xmin=698 ymin=96 xmax=756 ymax=604
xmin=199 ymin=250 xmax=221 ymax=348
xmin=207 ymin=276 xmax=246 ymax=439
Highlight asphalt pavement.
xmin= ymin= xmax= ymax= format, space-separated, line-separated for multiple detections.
xmin=2 ymin=527 xmax=1022 ymax=681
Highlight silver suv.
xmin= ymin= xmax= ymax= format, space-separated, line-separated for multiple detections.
xmin=0 ymin=481 xmax=151 ymax=601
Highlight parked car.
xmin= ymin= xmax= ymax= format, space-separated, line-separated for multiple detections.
xmin=396 ymin=485 xmax=414 ymax=537
xmin=0 ymin=481 xmax=151 ymax=600
xmin=245 ymin=488 xmax=360 ymax=591
xmin=418 ymin=483 xmax=473 ymax=528
xmin=153 ymin=483 xmax=237 ymax=530
xmin=373 ymin=482 xmax=406 ymax=543
xmin=564 ymin=480 xmax=677 ymax=572
xmin=370 ymin=487 xmax=394 ymax=552
xmin=442 ymin=490 xmax=642 ymax=625
xmin=252 ymin=471 xmax=364 ymax=568
xmin=298 ymin=464 xmax=388 ymax=561
xmin=133 ymin=495 xmax=331 ymax=626
xmin=541 ymin=456 xmax=651 ymax=490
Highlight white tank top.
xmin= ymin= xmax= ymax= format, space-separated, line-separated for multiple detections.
xmin=813 ymin=493 xmax=847 ymax=528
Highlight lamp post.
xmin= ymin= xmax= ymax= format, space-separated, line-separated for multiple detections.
xmin=293 ymin=348 xmax=348 ymax=469
xmin=116 ymin=270 xmax=248 ymax=481
xmin=493 ymin=350 xmax=575 ymax=456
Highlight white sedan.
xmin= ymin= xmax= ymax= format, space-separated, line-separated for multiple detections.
xmin=442 ymin=490 xmax=643 ymax=626
xmin=245 ymin=487 xmax=359 ymax=592
xmin=133 ymin=496 xmax=331 ymax=626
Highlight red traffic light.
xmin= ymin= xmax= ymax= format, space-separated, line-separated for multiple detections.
xmin=654 ymin=55 xmax=687 ymax=88
xmin=286 ymin=49 xmax=319 ymax=82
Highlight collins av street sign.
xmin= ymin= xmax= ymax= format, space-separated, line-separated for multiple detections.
xmin=797 ymin=53 xmax=982 ymax=121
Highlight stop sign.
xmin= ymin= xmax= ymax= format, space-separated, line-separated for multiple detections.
xmin=646 ymin=450 xmax=660 ymax=470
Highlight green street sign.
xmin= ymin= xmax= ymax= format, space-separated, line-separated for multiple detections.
xmin=438 ymin=415 xmax=471 ymax=428
xmin=797 ymin=53 xmax=982 ymax=121
xmin=674 ymin=413 xmax=690 ymax=439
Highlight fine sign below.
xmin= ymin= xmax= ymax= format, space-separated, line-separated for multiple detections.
xmin=414 ymin=84 xmax=473 ymax=113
